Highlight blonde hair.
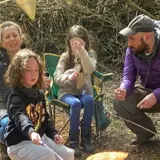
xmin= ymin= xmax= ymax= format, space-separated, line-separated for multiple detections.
xmin=4 ymin=49 xmax=44 ymax=89
xmin=0 ymin=21 xmax=25 ymax=48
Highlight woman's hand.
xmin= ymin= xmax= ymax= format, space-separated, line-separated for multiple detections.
xmin=54 ymin=134 xmax=63 ymax=144
xmin=29 ymin=131 xmax=42 ymax=145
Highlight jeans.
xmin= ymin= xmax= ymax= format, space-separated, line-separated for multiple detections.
xmin=60 ymin=94 xmax=94 ymax=133
xmin=0 ymin=114 xmax=9 ymax=144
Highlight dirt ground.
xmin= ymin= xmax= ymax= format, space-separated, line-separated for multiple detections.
xmin=55 ymin=71 xmax=160 ymax=160
xmin=1 ymin=70 xmax=160 ymax=160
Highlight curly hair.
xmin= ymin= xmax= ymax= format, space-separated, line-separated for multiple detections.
xmin=0 ymin=21 xmax=25 ymax=48
xmin=4 ymin=49 xmax=44 ymax=89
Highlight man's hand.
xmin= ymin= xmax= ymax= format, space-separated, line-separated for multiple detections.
xmin=114 ymin=88 xmax=127 ymax=101
xmin=68 ymin=72 xmax=79 ymax=80
xmin=137 ymin=93 xmax=157 ymax=109
xmin=29 ymin=131 xmax=42 ymax=145
xmin=54 ymin=134 xmax=63 ymax=144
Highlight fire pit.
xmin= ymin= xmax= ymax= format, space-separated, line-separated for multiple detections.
xmin=86 ymin=151 xmax=128 ymax=160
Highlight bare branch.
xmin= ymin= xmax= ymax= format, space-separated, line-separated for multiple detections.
xmin=127 ymin=0 xmax=159 ymax=19
xmin=0 ymin=0 xmax=11 ymax=4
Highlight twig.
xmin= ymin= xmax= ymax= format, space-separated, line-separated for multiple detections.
xmin=0 ymin=0 xmax=11 ymax=4
xmin=117 ymin=115 xmax=158 ymax=135
xmin=126 ymin=0 xmax=159 ymax=19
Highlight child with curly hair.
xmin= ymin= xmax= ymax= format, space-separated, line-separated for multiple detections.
xmin=4 ymin=49 xmax=74 ymax=160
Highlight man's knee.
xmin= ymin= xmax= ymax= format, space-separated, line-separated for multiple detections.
xmin=113 ymin=99 xmax=134 ymax=118
xmin=114 ymin=98 xmax=144 ymax=121
xmin=113 ymin=99 xmax=125 ymax=114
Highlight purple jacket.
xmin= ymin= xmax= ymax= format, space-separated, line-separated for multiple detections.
xmin=120 ymin=43 xmax=160 ymax=103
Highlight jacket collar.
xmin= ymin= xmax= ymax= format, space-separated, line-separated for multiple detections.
xmin=16 ymin=86 xmax=39 ymax=99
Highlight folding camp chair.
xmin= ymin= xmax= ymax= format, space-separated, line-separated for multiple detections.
xmin=43 ymin=53 xmax=113 ymax=142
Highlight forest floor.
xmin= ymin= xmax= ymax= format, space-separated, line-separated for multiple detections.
xmin=1 ymin=70 xmax=160 ymax=160
xmin=56 ymin=69 xmax=160 ymax=160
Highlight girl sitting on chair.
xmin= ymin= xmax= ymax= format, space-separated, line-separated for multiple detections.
xmin=4 ymin=49 xmax=74 ymax=160
xmin=54 ymin=25 xmax=97 ymax=157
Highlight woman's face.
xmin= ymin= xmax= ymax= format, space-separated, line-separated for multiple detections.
xmin=1 ymin=26 xmax=23 ymax=55
xmin=70 ymin=37 xmax=85 ymax=53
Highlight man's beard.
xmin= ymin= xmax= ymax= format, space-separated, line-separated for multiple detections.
xmin=131 ymin=38 xmax=149 ymax=54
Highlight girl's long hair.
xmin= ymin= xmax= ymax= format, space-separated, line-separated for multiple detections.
xmin=65 ymin=25 xmax=91 ymax=70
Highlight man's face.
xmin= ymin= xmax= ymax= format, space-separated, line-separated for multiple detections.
xmin=127 ymin=33 xmax=149 ymax=54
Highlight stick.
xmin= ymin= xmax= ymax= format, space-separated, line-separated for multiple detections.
xmin=117 ymin=115 xmax=158 ymax=135
xmin=40 ymin=141 xmax=63 ymax=160
xmin=0 ymin=0 xmax=10 ymax=4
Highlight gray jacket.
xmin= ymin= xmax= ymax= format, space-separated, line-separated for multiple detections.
xmin=54 ymin=48 xmax=97 ymax=99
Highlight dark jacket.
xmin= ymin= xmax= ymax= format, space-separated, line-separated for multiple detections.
xmin=5 ymin=87 xmax=58 ymax=146
xmin=0 ymin=49 xmax=10 ymax=109
xmin=0 ymin=44 xmax=28 ymax=109
xmin=120 ymin=23 xmax=160 ymax=103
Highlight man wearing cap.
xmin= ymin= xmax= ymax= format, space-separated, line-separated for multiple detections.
xmin=114 ymin=14 xmax=160 ymax=145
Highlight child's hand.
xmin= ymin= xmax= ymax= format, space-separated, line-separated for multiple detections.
xmin=54 ymin=134 xmax=63 ymax=144
xmin=29 ymin=131 xmax=42 ymax=145
xmin=70 ymin=37 xmax=85 ymax=53
xmin=68 ymin=72 xmax=79 ymax=80
xmin=73 ymin=41 xmax=83 ymax=53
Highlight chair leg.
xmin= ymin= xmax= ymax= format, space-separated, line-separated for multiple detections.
xmin=99 ymin=99 xmax=103 ymax=145
xmin=95 ymin=101 xmax=100 ymax=137
xmin=94 ymin=99 xmax=103 ymax=145
xmin=49 ymin=103 xmax=56 ymax=127
xmin=49 ymin=103 xmax=53 ymax=123
xmin=53 ymin=104 xmax=56 ymax=127
xmin=97 ymin=109 xmax=102 ymax=145
xmin=59 ymin=118 xmax=70 ymax=134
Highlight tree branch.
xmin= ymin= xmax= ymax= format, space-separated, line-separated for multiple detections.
xmin=127 ymin=0 xmax=159 ymax=20
xmin=0 ymin=0 xmax=11 ymax=4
